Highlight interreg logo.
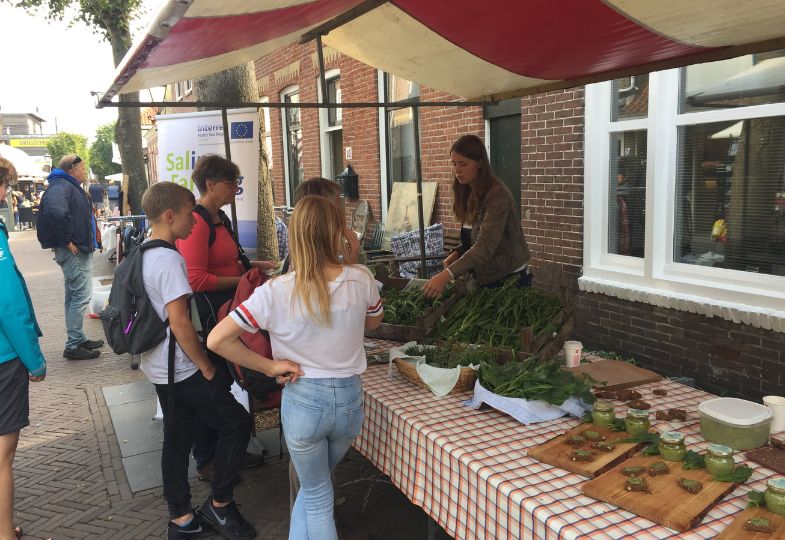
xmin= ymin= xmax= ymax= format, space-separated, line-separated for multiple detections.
xmin=230 ymin=121 xmax=253 ymax=140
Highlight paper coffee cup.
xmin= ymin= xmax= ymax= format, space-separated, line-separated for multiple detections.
xmin=763 ymin=395 xmax=785 ymax=434
xmin=563 ymin=340 xmax=583 ymax=368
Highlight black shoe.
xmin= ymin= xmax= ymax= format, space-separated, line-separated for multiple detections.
xmin=63 ymin=345 xmax=100 ymax=360
xmin=167 ymin=513 xmax=211 ymax=539
xmin=240 ymin=451 xmax=264 ymax=469
xmin=81 ymin=339 xmax=105 ymax=350
xmin=198 ymin=498 xmax=256 ymax=540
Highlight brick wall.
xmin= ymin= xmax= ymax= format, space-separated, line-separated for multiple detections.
xmin=520 ymin=88 xmax=585 ymax=283
xmin=576 ymin=293 xmax=785 ymax=402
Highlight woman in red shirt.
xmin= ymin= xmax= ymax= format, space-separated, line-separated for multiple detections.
xmin=176 ymin=155 xmax=274 ymax=480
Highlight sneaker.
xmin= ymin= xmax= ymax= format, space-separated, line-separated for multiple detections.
xmin=198 ymin=497 xmax=256 ymax=540
xmin=63 ymin=345 xmax=100 ymax=360
xmin=81 ymin=339 xmax=105 ymax=350
xmin=240 ymin=451 xmax=264 ymax=469
xmin=167 ymin=513 xmax=210 ymax=539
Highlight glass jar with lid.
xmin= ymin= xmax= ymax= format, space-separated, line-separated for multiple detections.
xmin=592 ymin=400 xmax=615 ymax=428
xmin=765 ymin=478 xmax=785 ymax=516
xmin=625 ymin=409 xmax=650 ymax=437
xmin=704 ymin=443 xmax=735 ymax=476
xmin=659 ymin=431 xmax=687 ymax=462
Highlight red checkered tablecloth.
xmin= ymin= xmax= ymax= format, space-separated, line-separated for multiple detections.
xmin=354 ymin=352 xmax=775 ymax=540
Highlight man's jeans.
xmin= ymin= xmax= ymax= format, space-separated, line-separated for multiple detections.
xmin=54 ymin=248 xmax=93 ymax=350
xmin=155 ymin=370 xmax=251 ymax=518
xmin=283 ymin=376 xmax=364 ymax=540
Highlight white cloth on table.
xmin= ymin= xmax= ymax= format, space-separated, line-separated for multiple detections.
xmin=389 ymin=341 xmax=478 ymax=397
xmin=463 ymin=380 xmax=591 ymax=424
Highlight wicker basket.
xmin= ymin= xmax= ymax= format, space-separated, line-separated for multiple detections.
xmin=394 ymin=358 xmax=477 ymax=394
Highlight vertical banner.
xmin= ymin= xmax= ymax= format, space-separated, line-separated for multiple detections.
xmin=156 ymin=108 xmax=259 ymax=250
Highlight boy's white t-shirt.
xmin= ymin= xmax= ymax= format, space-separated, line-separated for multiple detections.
xmin=139 ymin=244 xmax=198 ymax=384
xmin=230 ymin=265 xmax=383 ymax=378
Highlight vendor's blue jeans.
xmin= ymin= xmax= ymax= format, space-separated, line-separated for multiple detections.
xmin=54 ymin=248 xmax=93 ymax=350
xmin=283 ymin=376 xmax=364 ymax=540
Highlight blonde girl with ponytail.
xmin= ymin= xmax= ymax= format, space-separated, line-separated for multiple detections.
xmin=208 ymin=195 xmax=383 ymax=540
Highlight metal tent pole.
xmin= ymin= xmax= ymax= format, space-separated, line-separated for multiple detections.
xmin=411 ymin=106 xmax=427 ymax=278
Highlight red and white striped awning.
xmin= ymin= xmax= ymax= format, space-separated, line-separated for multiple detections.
xmin=103 ymin=0 xmax=785 ymax=102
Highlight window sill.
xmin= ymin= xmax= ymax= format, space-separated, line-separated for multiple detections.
xmin=578 ymin=275 xmax=785 ymax=333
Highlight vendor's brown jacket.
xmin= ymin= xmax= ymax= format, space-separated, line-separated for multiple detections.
xmin=448 ymin=182 xmax=530 ymax=286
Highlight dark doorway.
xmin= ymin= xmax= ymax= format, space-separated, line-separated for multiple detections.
xmin=486 ymin=98 xmax=522 ymax=215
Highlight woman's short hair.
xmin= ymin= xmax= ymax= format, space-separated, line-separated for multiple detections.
xmin=142 ymin=181 xmax=195 ymax=221
xmin=0 ymin=157 xmax=18 ymax=187
xmin=191 ymin=155 xmax=240 ymax=194
xmin=58 ymin=154 xmax=83 ymax=172
xmin=294 ymin=177 xmax=341 ymax=203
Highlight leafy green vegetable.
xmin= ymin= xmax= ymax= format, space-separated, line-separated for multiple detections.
xmin=437 ymin=279 xmax=562 ymax=348
xmin=713 ymin=465 xmax=753 ymax=483
xmin=620 ymin=432 xmax=661 ymax=445
xmin=747 ymin=490 xmax=766 ymax=509
xmin=382 ymin=285 xmax=452 ymax=326
xmin=479 ymin=355 xmax=596 ymax=405
xmin=581 ymin=411 xmax=594 ymax=424
xmin=642 ymin=444 xmax=660 ymax=456
xmin=609 ymin=418 xmax=627 ymax=432
xmin=682 ymin=450 xmax=706 ymax=470
xmin=403 ymin=342 xmax=494 ymax=369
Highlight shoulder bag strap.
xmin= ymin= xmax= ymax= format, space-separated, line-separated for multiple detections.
xmin=218 ymin=209 xmax=252 ymax=271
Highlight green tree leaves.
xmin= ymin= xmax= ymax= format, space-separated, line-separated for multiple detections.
xmin=46 ymin=132 xmax=88 ymax=171
xmin=89 ymin=121 xmax=121 ymax=180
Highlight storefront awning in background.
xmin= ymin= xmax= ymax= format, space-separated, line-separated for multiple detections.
xmin=102 ymin=0 xmax=785 ymax=102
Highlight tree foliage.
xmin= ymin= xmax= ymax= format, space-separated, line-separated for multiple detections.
xmin=46 ymin=132 xmax=89 ymax=171
xmin=89 ymin=121 xmax=121 ymax=180
xmin=10 ymin=0 xmax=148 ymax=212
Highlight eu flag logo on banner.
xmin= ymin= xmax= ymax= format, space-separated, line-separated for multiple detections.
xmin=230 ymin=121 xmax=253 ymax=139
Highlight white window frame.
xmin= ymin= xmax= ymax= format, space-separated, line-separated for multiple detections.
xmin=259 ymin=96 xmax=273 ymax=172
xmin=317 ymin=69 xmax=342 ymax=179
xmin=582 ymin=68 xmax=785 ymax=331
xmin=280 ymin=85 xmax=300 ymax=206
xmin=184 ymin=80 xmax=193 ymax=96
xmin=174 ymin=82 xmax=183 ymax=101
xmin=377 ymin=70 xmax=389 ymax=222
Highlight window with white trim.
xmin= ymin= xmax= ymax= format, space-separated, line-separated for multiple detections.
xmin=583 ymin=50 xmax=785 ymax=327
xmin=174 ymin=82 xmax=183 ymax=101
xmin=281 ymin=86 xmax=303 ymax=205
xmin=260 ymin=96 xmax=273 ymax=172
xmin=184 ymin=80 xmax=193 ymax=95
xmin=318 ymin=71 xmax=343 ymax=179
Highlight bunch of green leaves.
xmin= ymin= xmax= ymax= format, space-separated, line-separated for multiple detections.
xmin=713 ymin=465 xmax=753 ymax=483
xmin=437 ymin=279 xmax=562 ymax=349
xmin=383 ymin=285 xmax=450 ymax=326
xmin=403 ymin=342 xmax=494 ymax=369
xmin=479 ymin=355 xmax=596 ymax=405
xmin=748 ymin=490 xmax=766 ymax=509
xmin=681 ymin=450 xmax=706 ymax=470
xmin=621 ymin=432 xmax=661 ymax=455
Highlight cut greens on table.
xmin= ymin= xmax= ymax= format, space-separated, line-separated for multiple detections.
xmin=381 ymin=285 xmax=452 ymax=326
xmin=478 ymin=355 xmax=596 ymax=405
xmin=436 ymin=278 xmax=562 ymax=349
xmin=403 ymin=343 xmax=494 ymax=369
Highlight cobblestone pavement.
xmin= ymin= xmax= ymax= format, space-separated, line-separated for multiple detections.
xmin=9 ymin=231 xmax=451 ymax=540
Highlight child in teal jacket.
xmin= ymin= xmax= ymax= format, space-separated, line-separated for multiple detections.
xmin=0 ymin=157 xmax=46 ymax=540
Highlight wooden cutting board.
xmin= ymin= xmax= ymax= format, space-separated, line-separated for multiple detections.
xmin=527 ymin=422 xmax=647 ymax=478
xmin=717 ymin=507 xmax=785 ymax=539
xmin=568 ymin=359 xmax=662 ymax=390
xmin=582 ymin=454 xmax=739 ymax=533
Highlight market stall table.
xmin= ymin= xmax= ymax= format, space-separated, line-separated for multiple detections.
xmin=354 ymin=356 xmax=776 ymax=539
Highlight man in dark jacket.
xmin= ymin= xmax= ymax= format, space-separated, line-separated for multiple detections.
xmin=37 ymin=155 xmax=104 ymax=360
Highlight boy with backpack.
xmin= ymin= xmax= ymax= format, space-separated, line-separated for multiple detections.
xmin=129 ymin=182 xmax=302 ymax=539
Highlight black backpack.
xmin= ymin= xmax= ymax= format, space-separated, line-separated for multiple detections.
xmin=100 ymin=240 xmax=177 ymax=356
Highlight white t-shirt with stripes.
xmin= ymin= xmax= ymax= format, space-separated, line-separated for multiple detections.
xmin=230 ymin=265 xmax=382 ymax=379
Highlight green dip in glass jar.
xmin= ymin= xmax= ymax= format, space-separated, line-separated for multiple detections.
xmin=592 ymin=400 xmax=615 ymax=428
xmin=704 ymin=443 xmax=735 ymax=476
xmin=625 ymin=409 xmax=650 ymax=437
xmin=765 ymin=478 xmax=785 ymax=516
xmin=659 ymin=431 xmax=687 ymax=462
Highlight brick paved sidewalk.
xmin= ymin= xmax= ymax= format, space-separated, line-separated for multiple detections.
xmin=9 ymin=230 xmax=451 ymax=540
